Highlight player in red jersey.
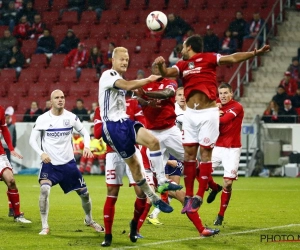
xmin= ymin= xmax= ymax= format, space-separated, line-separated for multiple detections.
xmin=94 ymin=97 xmax=156 ymax=247
xmin=154 ymin=35 xmax=270 ymax=213
xmin=206 ymin=83 xmax=244 ymax=226
xmin=0 ymin=105 xmax=31 ymax=223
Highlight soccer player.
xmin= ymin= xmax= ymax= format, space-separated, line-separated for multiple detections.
xmin=206 ymin=83 xmax=244 ymax=226
xmin=154 ymin=35 xmax=270 ymax=213
xmin=174 ymin=87 xmax=186 ymax=131
xmin=0 ymin=105 xmax=32 ymax=223
xmin=29 ymin=89 xmax=104 ymax=235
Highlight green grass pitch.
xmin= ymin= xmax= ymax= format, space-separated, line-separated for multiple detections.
xmin=0 ymin=175 xmax=299 ymax=250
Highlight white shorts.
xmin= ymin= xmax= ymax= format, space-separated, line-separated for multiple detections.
xmin=182 ymin=107 xmax=219 ymax=148
xmin=0 ymin=154 xmax=12 ymax=180
xmin=105 ymin=149 xmax=146 ymax=186
xmin=149 ymin=125 xmax=184 ymax=166
xmin=212 ymin=146 xmax=242 ymax=179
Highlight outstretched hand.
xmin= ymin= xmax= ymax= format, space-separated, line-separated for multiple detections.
xmin=11 ymin=150 xmax=23 ymax=159
xmin=147 ymin=74 xmax=162 ymax=82
xmin=255 ymin=44 xmax=270 ymax=56
xmin=154 ymin=56 xmax=166 ymax=65
xmin=83 ymin=147 xmax=94 ymax=158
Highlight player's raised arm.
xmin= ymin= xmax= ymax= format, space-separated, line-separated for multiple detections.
xmin=114 ymin=75 xmax=162 ymax=91
xmin=219 ymin=44 xmax=270 ymax=65
xmin=154 ymin=56 xmax=179 ymax=77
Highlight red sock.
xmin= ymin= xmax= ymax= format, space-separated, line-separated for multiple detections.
xmin=8 ymin=200 xmax=12 ymax=209
xmin=7 ymin=189 xmax=21 ymax=217
xmin=219 ymin=189 xmax=231 ymax=217
xmin=160 ymin=191 xmax=169 ymax=204
xmin=133 ymin=197 xmax=147 ymax=223
xmin=196 ymin=162 xmax=212 ymax=198
xmin=186 ymin=212 xmax=205 ymax=233
xmin=85 ymin=158 xmax=93 ymax=173
xmin=183 ymin=161 xmax=197 ymax=197
xmin=208 ymin=175 xmax=219 ymax=191
xmin=103 ymin=196 xmax=117 ymax=234
xmin=137 ymin=202 xmax=151 ymax=231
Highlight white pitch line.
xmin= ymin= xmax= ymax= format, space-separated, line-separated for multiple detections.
xmin=112 ymin=224 xmax=300 ymax=250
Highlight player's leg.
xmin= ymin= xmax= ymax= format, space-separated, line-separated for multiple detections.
xmin=1 ymin=160 xmax=31 ymax=223
xmin=39 ymin=179 xmax=52 ymax=234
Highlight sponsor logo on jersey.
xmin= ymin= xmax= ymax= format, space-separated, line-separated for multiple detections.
xmin=46 ymin=131 xmax=71 ymax=137
xmin=182 ymin=67 xmax=202 ymax=77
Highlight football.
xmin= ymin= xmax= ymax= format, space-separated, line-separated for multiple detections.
xmin=146 ymin=11 xmax=168 ymax=32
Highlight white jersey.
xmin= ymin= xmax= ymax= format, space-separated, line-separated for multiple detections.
xmin=175 ymin=102 xmax=185 ymax=131
xmin=98 ymin=69 xmax=129 ymax=122
xmin=30 ymin=109 xmax=89 ymax=165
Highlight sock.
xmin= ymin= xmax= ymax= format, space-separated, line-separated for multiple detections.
xmin=218 ymin=189 xmax=232 ymax=217
xmin=7 ymin=189 xmax=21 ymax=217
xmin=149 ymin=150 xmax=166 ymax=184
xmin=78 ymin=188 xmax=92 ymax=223
xmin=137 ymin=179 xmax=159 ymax=203
xmin=160 ymin=191 xmax=169 ymax=203
xmin=149 ymin=207 xmax=161 ymax=219
xmin=137 ymin=202 xmax=151 ymax=231
xmin=103 ymin=196 xmax=117 ymax=234
xmin=133 ymin=197 xmax=147 ymax=223
xmin=8 ymin=200 xmax=12 ymax=209
xmin=186 ymin=211 xmax=205 ymax=233
xmin=196 ymin=162 xmax=212 ymax=199
xmin=39 ymin=184 xmax=51 ymax=229
xmin=208 ymin=175 xmax=219 ymax=191
xmin=183 ymin=161 xmax=197 ymax=197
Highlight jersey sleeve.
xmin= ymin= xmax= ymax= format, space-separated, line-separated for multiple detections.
xmin=101 ymin=69 xmax=123 ymax=89
xmin=220 ymin=104 xmax=243 ymax=124
xmin=165 ymin=79 xmax=177 ymax=92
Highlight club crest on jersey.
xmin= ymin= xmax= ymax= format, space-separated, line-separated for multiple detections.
xmin=188 ymin=62 xmax=195 ymax=69
xmin=63 ymin=119 xmax=70 ymax=127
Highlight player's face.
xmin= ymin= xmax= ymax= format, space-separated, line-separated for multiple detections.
xmin=112 ymin=51 xmax=129 ymax=74
xmin=181 ymin=43 xmax=189 ymax=60
xmin=218 ymin=87 xmax=233 ymax=105
xmin=175 ymin=89 xmax=186 ymax=106
xmin=51 ymin=91 xmax=65 ymax=110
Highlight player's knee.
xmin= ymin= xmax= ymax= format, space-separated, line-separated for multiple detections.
xmin=77 ymin=187 xmax=89 ymax=197
xmin=6 ymin=177 xmax=17 ymax=189
xmin=40 ymin=184 xmax=51 ymax=196
xmin=147 ymin=136 xmax=160 ymax=150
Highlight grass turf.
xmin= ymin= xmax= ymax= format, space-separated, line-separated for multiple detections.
xmin=0 ymin=175 xmax=299 ymax=250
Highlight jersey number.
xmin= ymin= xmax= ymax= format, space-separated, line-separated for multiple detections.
xmin=106 ymin=169 xmax=116 ymax=180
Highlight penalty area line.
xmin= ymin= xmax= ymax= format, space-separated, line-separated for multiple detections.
xmin=112 ymin=223 xmax=300 ymax=250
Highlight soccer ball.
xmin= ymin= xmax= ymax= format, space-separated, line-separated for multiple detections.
xmin=146 ymin=11 xmax=168 ymax=32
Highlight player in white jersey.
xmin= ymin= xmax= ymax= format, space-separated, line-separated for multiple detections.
xmin=99 ymin=47 xmax=182 ymax=242
xmin=29 ymin=89 xmax=104 ymax=235
xmin=174 ymin=87 xmax=186 ymax=131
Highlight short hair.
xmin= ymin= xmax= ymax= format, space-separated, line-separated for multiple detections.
xmin=112 ymin=47 xmax=128 ymax=58
xmin=176 ymin=87 xmax=184 ymax=93
xmin=218 ymin=82 xmax=232 ymax=92
xmin=185 ymin=35 xmax=203 ymax=53
xmin=76 ymin=98 xmax=84 ymax=103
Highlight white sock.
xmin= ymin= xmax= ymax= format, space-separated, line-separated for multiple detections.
xmin=137 ymin=179 xmax=159 ymax=203
xmin=150 ymin=207 xmax=161 ymax=219
xmin=149 ymin=150 xmax=167 ymax=184
xmin=79 ymin=190 xmax=92 ymax=223
xmin=39 ymin=184 xmax=51 ymax=229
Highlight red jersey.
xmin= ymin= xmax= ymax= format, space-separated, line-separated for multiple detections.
xmin=279 ymin=78 xmax=298 ymax=96
xmin=0 ymin=106 xmax=14 ymax=155
xmin=174 ymin=53 xmax=221 ymax=101
xmin=216 ymin=99 xmax=244 ymax=148
xmin=142 ymin=78 xmax=177 ymax=130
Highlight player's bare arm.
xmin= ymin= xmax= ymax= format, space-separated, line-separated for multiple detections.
xmin=82 ymin=147 xmax=94 ymax=158
xmin=219 ymin=44 xmax=270 ymax=65
xmin=11 ymin=150 xmax=23 ymax=159
xmin=143 ymin=88 xmax=175 ymax=99
xmin=155 ymin=56 xmax=178 ymax=77
xmin=41 ymin=152 xmax=51 ymax=163
xmin=114 ymin=75 xmax=162 ymax=90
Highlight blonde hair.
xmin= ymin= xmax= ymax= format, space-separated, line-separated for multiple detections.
xmin=112 ymin=47 xmax=128 ymax=58
xmin=176 ymin=87 xmax=184 ymax=94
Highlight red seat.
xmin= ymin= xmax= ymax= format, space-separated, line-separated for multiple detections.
xmin=147 ymin=0 xmax=168 ymax=11
xmin=48 ymin=54 xmax=65 ymax=68
xmin=51 ymin=24 xmax=68 ymax=46
xmin=80 ymin=10 xmax=98 ymax=25
xmin=38 ymin=68 xmax=59 ymax=83
xmin=30 ymin=54 xmax=48 ymax=68
xmin=59 ymin=69 xmax=77 ymax=83
xmin=99 ymin=10 xmax=118 ymax=25
xmin=127 ymin=0 xmax=148 ymax=10
xmin=78 ymin=68 xmax=98 ymax=83
xmin=197 ymin=10 xmax=219 ymax=25
xmin=1 ymin=96 xmax=19 ymax=112
xmin=138 ymin=38 xmax=158 ymax=53
xmin=21 ymin=40 xmax=37 ymax=59
xmin=89 ymin=24 xmax=109 ymax=40
xmin=179 ymin=9 xmax=198 ymax=25
xmin=107 ymin=0 xmax=126 ymax=11
xmin=84 ymin=39 xmax=99 ymax=51
xmin=0 ymin=84 xmax=8 ymax=97
xmin=17 ymin=68 xmax=39 ymax=84
xmin=42 ymin=11 xmax=60 ymax=29
xmin=64 ymin=95 xmax=79 ymax=110
xmin=48 ymin=82 xmax=70 ymax=96
xmin=72 ymin=24 xmax=90 ymax=40
xmin=123 ymin=67 xmax=140 ymax=80
xmin=34 ymin=0 xmax=50 ymax=12
xmin=8 ymin=82 xmax=28 ymax=97
xmin=51 ymin=0 xmax=68 ymax=11
xmin=120 ymin=38 xmax=138 ymax=54
xmin=159 ymin=39 xmax=176 ymax=54
xmin=0 ymin=26 xmax=9 ymax=36
xmin=0 ymin=69 xmax=17 ymax=84
xmin=185 ymin=0 xmax=207 ymax=9
xmin=242 ymin=38 xmax=256 ymax=52
xmin=27 ymin=83 xmax=50 ymax=98
xmin=118 ymin=10 xmax=139 ymax=25
xmin=69 ymin=83 xmax=90 ymax=97
xmin=129 ymin=23 xmax=147 ymax=40
xmin=108 ymin=24 xmax=130 ymax=40
xmin=129 ymin=52 xmax=150 ymax=68
xmin=61 ymin=11 xmax=79 ymax=28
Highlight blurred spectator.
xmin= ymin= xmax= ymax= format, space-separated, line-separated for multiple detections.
xmin=13 ymin=15 xmax=31 ymax=44
xmin=291 ymin=87 xmax=300 ymax=108
xmin=169 ymin=43 xmax=182 ymax=66
xmin=28 ymin=14 xmax=46 ymax=39
xmin=203 ymin=25 xmax=219 ymax=53
xmin=64 ymin=42 xmax=89 ymax=78
xmin=0 ymin=106 xmax=16 ymax=162
xmin=71 ymin=98 xmax=89 ymax=122
xmin=87 ymin=0 xmax=105 ymax=20
xmin=101 ymin=42 xmax=115 ymax=73
xmin=88 ymin=101 xmax=99 ymax=121
xmin=72 ymin=131 xmax=84 ymax=163
xmin=218 ymin=29 xmax=237 ymax=54
xmin=87 ymin=46 xmax=103 ymax=76
xmin=261 ymin=100 xmax=279 ymax=123
xmin=228 ymin=11 xmax=247 ymax=50
xmin=59 ymin=0 xmax=86 ymax=19
xmin=43 ymin=100 xmax=51 ymax=113
xmin=182 ymin=29 xmax=195 ymax=41
xmin=243 ymin=12 xmax=266 ymax=47
xmin=0 ymin=29 xmax=17 ymax=68
xmin=35 ymin=29 xmax=56 ymax=54
xmin=278 ymin=99 xmax=298 ymax=123
xmin=287 ymin=57 xmax=300 ymax=84
xmin=55 ymin=29 xmax=79 ymax=54
xmin=23 ymin=101 xmax=43 ymax=122
xmin=272 ymin=85 xmax=289 ymax=108
xmin=7 ymin=45 xmax=25 ymax=77
xmin=164 ymin=13 xmax=192 ymax=44
xmin=278 ymin=71 xmax=298 ymax=97
xmin=0 ymin=1 xmax=18 ymax=32
xmin=136 ymin=69 xmax=145 ymax=80
xmin=16 ymin=1 xmax=38 ymax=25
